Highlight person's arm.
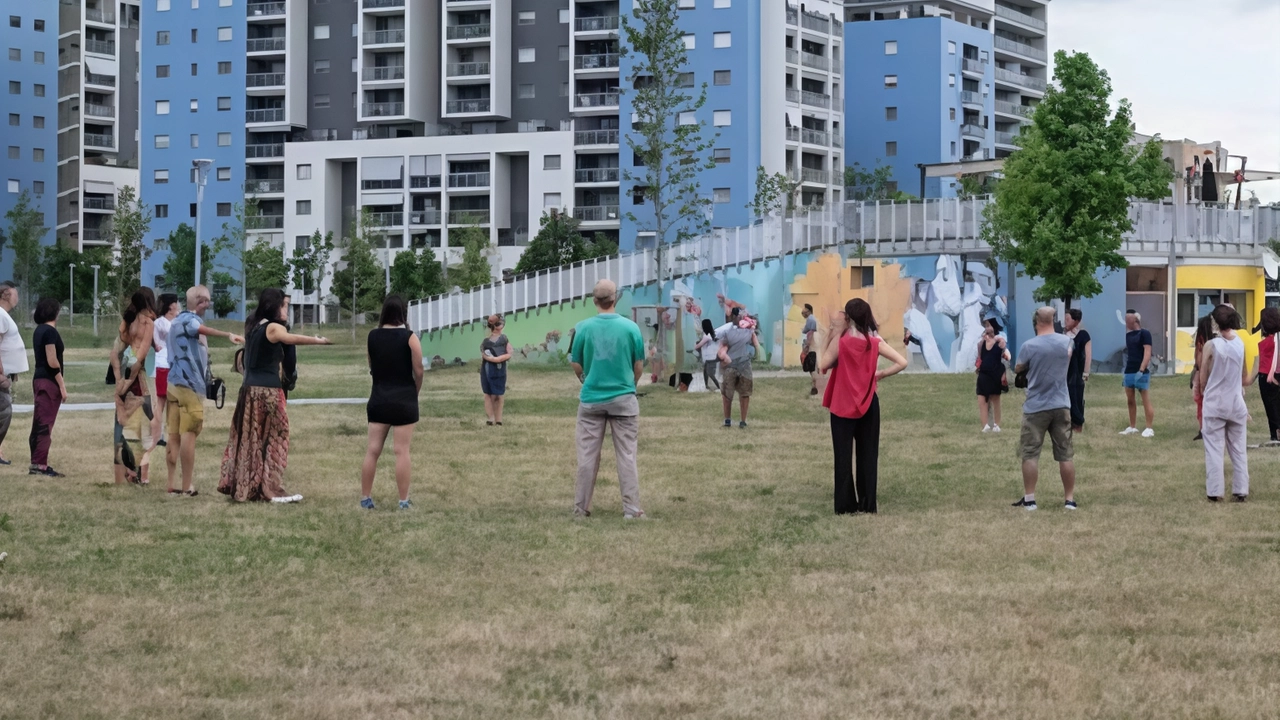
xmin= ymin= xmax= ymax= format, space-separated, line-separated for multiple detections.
xmin=265 ymin=323 xmax=332 ymax=346
xmin=569 ymin=331 xmax=585 ymax=383
xmin=694 ymin=335 xmax=709 ymax=351
xmin=1269 ymin=337 xmax=1279 ymax=385
xmin=409 ymin=334 xmax=425 ymax=392
xmin=633 ymin=359 xmax=644 ymax=383
xmin=1140 ymin=334 xmax=1152 ymax=373
xmin=45 ymin=343 xmax=68 ymax=402
xmin=1244 ymin=354 xmax=1257 ymax=387
xmin=198 ymin=323 xmax=245 ymax=345
xmin=0 ymin=328 xmax=9 ymax=389
xmin=490 ymin=343 xmax=513 ymax=364
xmin=875 ymin=340 xmax=909 ymax=381
xmin=818 ymin=311 xmax=847 ymax=373
xmin=999 ymin=336 xmax=1011 ymax=362
xmin=1083 ymin=338 xmax=1093 ymax=381
xmin=1199 ymin=342 xmax=1215 ymax=396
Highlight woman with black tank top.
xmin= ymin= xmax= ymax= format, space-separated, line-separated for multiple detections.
xmin=975 ymin=317 xmax=1010 ymax=433
xmin=218 ymin=288 xmax=332 ymax=503
xmin=359 ymin=295 xmax=424 ymax=510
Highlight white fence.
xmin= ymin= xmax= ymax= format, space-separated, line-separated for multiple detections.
xmin=410 ymin=198 xmax=1280 ymax=334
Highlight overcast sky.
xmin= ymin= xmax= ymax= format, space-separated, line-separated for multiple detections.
xmin=1050 ymin=0 xmax=1280 ymax=202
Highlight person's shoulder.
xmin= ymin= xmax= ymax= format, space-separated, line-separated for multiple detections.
xmin=1141 ymin=328 xmax=1153 ymax=341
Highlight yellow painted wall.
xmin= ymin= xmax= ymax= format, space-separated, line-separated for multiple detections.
xmin=1174 ymin=265 xmax=1266 ymax=372
xmin=785 ymin=255 xmax=912 ymax=366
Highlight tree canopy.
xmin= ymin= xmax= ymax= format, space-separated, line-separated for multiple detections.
xmin=452 ymin=226 xmax=493 ymax=291
xmin=390 ymin=245 xmax=446 ymax=300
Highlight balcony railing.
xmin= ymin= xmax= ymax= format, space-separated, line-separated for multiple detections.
xmin=962 ymin=58 xmax=986 ymax=75
xmin=363 ymin=102 xmax=405 ymax=117
xmin=363 ymin=0 xmax=406 ymax=8
xmin=960 ymin=90 xmax=982 ymax=105
xmin=83 ymin=196 xmax=116 ymax=211
xmin=367 ymin=212 xmax=404 ymax=227
xmin=85 ymin=39 xmax=115 ymax=56
xmin=85 ymin=72 xmax=116 ymax=87
xmin=410 ymin=210 xmax=442 ymax=225
xmin=247 ymin=108 xmax=285 ymax=123
xmin=446 ymin=62 xmax=488 ymax=77
xmin=800 ymin=91 xmax=830 ymax=108
xmin=575 ymin=15 xmax=620 ymax=32
xmin=445 ymin=98 xmax=490 ymax=113
xmin=82 ymin=228 xmax=107 ymax=242
xmin=246 ymin=143 xmax=285 ymax=158
xmin=445 ymin=24 xmax=489 ymax=41
xmin=786 ymin=88 xmax=800 ymax=104
xmin=246 ymin=215 xmax=285 ymax=229
xmin=786 ymin=48 xmax=798 ymax=65
xmin=246 ymin=179 xmax=285 ymax=194
xmin=786 ymin=127 xmax=799 ymax=142
xmin=801 ymin=52 xmax=829 ymax=71
xmin=994 ymin=67 xmax=1046 ymax=92
xmin=84 ymin=132 xmax=114 ymax=148
xmin=995 ymin=130 xmax=1019 ymax=146
xmin=246 ymin=72 xmax=285 ymax=88
xmin=833 ymin=134 xmax=843 ymax=148
xmin=364 ymin=65 xmax=407 ymax=81
xmin=575 ymin=53 xmax=620 ymax=70
xmin=995 ymin=4 xmax=1047 ymax=31
xmin=246 ymin=37 xmax=286 ymax=53
xmin=84 ymin=103 xmax=115 ymax=118
xmin=575 ymin=168 xmax=620 ymax=183
xmin=410 ymin=175 xmax=442 ymax=189
xmin=800 ymin=168 xmax=831 ymax=185
xmin=362 ymin=179 xmax=404 ymax=190
xmin=574 ymin=205 xmax=619 ymax=222
xmin=85 ymin=8 xmax=116 ymax=24
xmin=801 ymin=12 xmax=830 ymax=33
xmin=994 ymin=100 xmax=1034 ymax=117
xmin=961 ymin=123 xmax=986 ymax=139
xmin=448 ymin=172 xmax=490 ymax=188
xmin=801 ymin=128 xmax=830 ymax=146
xmin=364 ymin=29 xmax=407 ymax=45
xmin=577 ymin=92 xmax=620 ymax=108
xmin=575 ymin=129 xmax=619 ymax=146
xmin=994 ymin=35 xmax=1047 ymax=61
xmin=246 ymin=1 xmax=286 ymax=16
xmin=448 ymin=209 xmax=490 ymax=224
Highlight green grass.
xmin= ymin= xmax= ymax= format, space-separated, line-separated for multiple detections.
xmin=1 ymin=366 xmax=1280 ymax=718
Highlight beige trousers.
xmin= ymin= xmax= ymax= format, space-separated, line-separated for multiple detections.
xmin=574 ymin=394 xmax=643 ymax=517
xmin=1202 ymin=415 xmax=1249 ymax=498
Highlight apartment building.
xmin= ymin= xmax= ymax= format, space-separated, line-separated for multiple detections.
xmin=2 ymin=5 xmax=59 ymax=279
xmin=843 ymin=0 xmax=1047 ymax=198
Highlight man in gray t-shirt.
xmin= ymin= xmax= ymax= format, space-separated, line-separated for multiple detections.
xmin=719 ymin=311 xmax=760 ymax=429
xmin=1011 ymin=306 xmax=1077 ymax=511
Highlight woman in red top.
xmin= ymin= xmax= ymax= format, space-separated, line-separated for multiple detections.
xmin=819 ymin=298 xmax=908 ymax=514
xmin=1251 ymin=307 xmax=1280 ymax=443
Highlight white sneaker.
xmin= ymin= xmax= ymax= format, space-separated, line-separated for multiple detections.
xmin=270 ymin=494 xmax=303 ymax=504
xmin=1141 ymin=428 xmax=1155 ymax=438
xmin=1119 ymin=427 xmax=1139 ymax=435
xmin=991 ymin=425 xmax=1002 ymax=433
xmin=982 ymin=424 xmax=992 ymax=433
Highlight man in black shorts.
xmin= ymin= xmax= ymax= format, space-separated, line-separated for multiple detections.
xmin=801 ymin=304 xmax=818 ymax=395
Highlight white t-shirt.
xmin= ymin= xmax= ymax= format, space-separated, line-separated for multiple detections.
xmin=154 ymin=315 xmax=172 ymax=370
xmin=0 ymin=306 xmax=29 ymax=375
xmin=699 ymin=333 xmax=720 ymax=362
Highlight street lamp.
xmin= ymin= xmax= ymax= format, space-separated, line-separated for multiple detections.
xmin=90 ymin=264 xmax=100 ymax=336
xmin=68 ymin=263 xmax=76 ymax=326
xmin=192 ymin=159 xmax=214 ymax=287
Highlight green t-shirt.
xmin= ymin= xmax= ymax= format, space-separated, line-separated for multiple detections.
xmin=570 ymin=313 xmax=645 ymax=404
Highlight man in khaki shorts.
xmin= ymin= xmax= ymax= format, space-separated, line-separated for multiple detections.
xmin=719 ymin=312 xmax=760 ymax=429
xmin=1011 ymin=306 xmax=1077 ymax=511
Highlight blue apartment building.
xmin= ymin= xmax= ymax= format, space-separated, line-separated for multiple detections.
xmin=1 ymin=5 xmax=59 ymax=280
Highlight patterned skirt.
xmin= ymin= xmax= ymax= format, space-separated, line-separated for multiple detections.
xmin=218 ymin=386 xmax=290 ymax=502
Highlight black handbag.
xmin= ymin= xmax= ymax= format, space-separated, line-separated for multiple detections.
xmin=105 ymin=364 xmax=115 ymax=385
xmin=205 ymin=371 xmax=226 ymax=409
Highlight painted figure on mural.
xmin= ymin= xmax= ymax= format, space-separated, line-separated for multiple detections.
xmin=902 ymin=255 xmax=1008 ymax=373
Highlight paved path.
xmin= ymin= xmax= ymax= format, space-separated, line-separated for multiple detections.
xmin=11 ymin=397 xmax=369 ymax=414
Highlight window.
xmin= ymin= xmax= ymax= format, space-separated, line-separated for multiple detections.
xmin=950 ymin=108 xmax=956 ymax=121
xmin=5 ymin=180 xmax=16 ymax=194
xmin=677 ymin=111 xmax=695 ymax=125
xmin=156 ymin=100 xmax=170 ymax=114
xmin=677 ymin=72 xmax=694 ymax=87
xmin=713 ymin=148 xmax=730 ymax=164
xmin=33 ymin=19 xmax=43 ymax=31
xmin=156 ymin=64 xmax=170 ymax=77
xmin=33 ymin=51 xmax=43 ymax=64
xmin=32 ymin=181 xmax=43 ymax=194
xmin=190 ymin=28 xmax=197 ymax=42
xmin=217 ymin=167 xmax=231 ymax=181
xmin=682 ymin=34 xmax=695 ymax=50
xmin=8 ymin=49 xmax=20 ymax=62
xmin=314 ymin=24 xmax=329 ymax=39
xmin=155 ymin=204 xmax=168 ymax=218
xmin=217 ymin=27 xmax=231 ymax=42
xmin=715 ymin=0 xmax=730 ymax=6
xmin=7 ymin=81 xmax=17 ymax=94
xmin=948 ymin=41 xmax=956 ymax=55
xmin=154 ymin=169 xmax=170 ymax=184
xmin=559 ymin=8 xmax=569 ymax=22
xmin=32 ymin=148 xmax=43 ymax=162
xmin=191 ymin=134 xmax=199 ymax=147
xmin=154 ymin=135 xmax=170 ymax=148
xmin=886 ymin=141 xmax=897 ymax=157
xmin=6 ymin=146 xmax=17 ymax=160
xmin=850 ymin=266 xmax=875 ymax=289
xmin=6 ymin=114 xmax=16 ymax=126
xmin=296 ymin=200 xmax=311 ymax=215
xmin=33 ymin=84 xmax=44 ymax=97
xmin=713 ymin=110 xmax=731 ymax=126
xmin=713 ymin=32 xmax=731 ymax=48
xmin=517 ymin=11 xmax=535 ymax=24
xmin=158 ymin=0 xmax=170 ymax=9
xmin=679 ymin=0 xmax=695 ymax=7
xmin=189 ymin=99 xmax=198 ymax=112
xmin=296 ymin=164 xmax=312 ymax=180
xmin=156 ymin=30 xmax=170 ymax=45
xmin=884 ymin=41 xmax=897 ymax=55
xmin=313 ymin=94 xmax=330 ymax=108
xmin=220 ymin=0 xmax=231 ymax=5
xmin=543 ymin=192 xmax=561 ymax=208
xmin=948 ymin=74 xmax=955 ymax=86
xmin=218 ymin=61 xmax=231 ymax=74
xmin=558 ymin=45 xmax=569 ymax=61
xmin=189 ymin=202 xmax=197 ymax=216
xmin=217 ymin=96 xmax=230 ymax=110
xmin=352 ymin=23 xmax=358 ymax=36
xmin=517 ymin=84 xmax=535 ymax=99
xmin=560 ymin=82 xmax=569 ymax=96
xmin=884 ymin=75 xmax=897 ymax=88
xmin=885 ymin=106 xmax=897 ymax=121
xmin=216 ymin=203 xmax=231 ymax=217
xmin=714 ymin=70 xmax=730 ymax=85
xmin=7 ymin=16 xmax=17 ymax=28
xmin=351 ymin=58 xmax=357 ymax=72
xmin=32 ymin=116 xmax=43 ymax=128
xmin=518 ymin=47 xmax=535 ymax=63
xmin=542 ymin=155 xmax=561 ymax=171
xmin=713 ymin=188 xmax=731 ymax=203
xmin=217 ymin=132 xmax=231 ymax=146
xmin=950 ymin=141 xmax=956 ymax=157
xmin=633 ymin=186 xmax=647 ymax=205
xmin=313 ymin=59 xmax=329 ymax=73
xmin=191 ymin=63 xmax=198 ymax=75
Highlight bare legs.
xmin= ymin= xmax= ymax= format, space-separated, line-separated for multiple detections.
xmin=978 ymin=395 xmax=1002 ymax=428
xmin=484 ymin=394 xmax=494 ymax=423
xmin=361 ymin=422 xmax=415 ymax=502
xmin=1140 ymin=389 xmax=1154 ymax=429
xmin=978 ymin=396 xmax=989 ymax=427
xmin=1125 ymin=387 xmax=1137 ymax=427
xmin=483 ymin=394 xmax=505 ymax=424
xmin=1022 ymin=458 xmax=1076 ymax=502
xmin=721 ymin=394 xmax=750 ymax=423
xmin=991 ymin=394 xmax=1002 ymax=427
xmin=164 ymin=432 xmax=198 ymax=493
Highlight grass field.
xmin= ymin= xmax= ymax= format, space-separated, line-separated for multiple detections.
xmin=2 ymin=341 xmax=1280 ymax=718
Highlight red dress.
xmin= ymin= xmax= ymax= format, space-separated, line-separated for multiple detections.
xmin=823 ymin=333 xmax=881 ymax=419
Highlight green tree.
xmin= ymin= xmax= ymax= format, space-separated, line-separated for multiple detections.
xmin=981 ymin=51 xmax=1173 ymax=309
xmin=159 ymin=223 xmax=233 ymax=292
xmin=330 ymin=209 xmax=385 ymax=318
xmin=622 ymin=0 xmax=717 ymax=302
xmin=844 ymin=161 xmax=895 ymax=201
xmin=219 ymin=196 xmax=260 ymax=317
xmin=1 ymin=190 xmax=50 ymax=319
xmin=747 ymin=166 xmax=799 ymax=218
xmin=514 ymin=209 xmax=585 ymax=274
xmin=243 ymin=240 xmax=290 ymax=301
xmin=35 ymin=243 xmax=112 ymax=307
xmin=107 ymin=185 xmax=152 ymax=310
xmin=452 ymin=226 xmax=493 ymax=291
xmin=288 ymin=229 xmax=334 ymax=329
xmin=584 ymin=232 xmax=618 ymax=259
xmin=390 ymin=245 xmax=446 ymax=300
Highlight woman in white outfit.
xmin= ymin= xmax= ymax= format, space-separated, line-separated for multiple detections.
xmin=1199 ymin=304 xmax=1251 ymax=502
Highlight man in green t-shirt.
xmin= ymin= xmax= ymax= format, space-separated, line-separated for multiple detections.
xmin=569 ymin=279 xmax=646 ymax=518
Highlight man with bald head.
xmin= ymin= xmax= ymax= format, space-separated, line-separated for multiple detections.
xmin=1011 ymin=306 xmax=1077 ymax=511
xmin=568 ymin=279 xmax=646 ymax=518
xmin=165 ymin=286 xmax=243 ymax=495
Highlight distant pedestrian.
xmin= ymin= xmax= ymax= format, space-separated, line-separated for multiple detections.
xmin=1191 ymin=315 xmax=1216 ymax=441
xmin=1011 ymin=307 xmax=1077 ymax=511
xmin=975 ymin=317 xmax=1010 ymax=433
xmin=28 ymin=298 xmax=66 ymax=477
xmin=1200 ymin=304 xmax=1250 ymax=502
xmin=480 ymin=314 xmax=512 ymax=425
xmin=1120 ymin=310 xmax=1155 ymax=437
xmin=1064 ymin=309 xmax=1092 ymax=432
xmin=819 ymin=298 xmax=908 ymax=515
xmin=693 ymin=318 xmax=720 ymax=390
xmin=0 ymin=282 xmax=27 ymax=466
xmin=112 ymin=288 xmax=157 ymax=485
xmin=1250 ymin=307 xmax=1280 ymax=444
xmin=569 ymin=279 xmax=646 ymax=519
xmin=801 ymin=304 xmax=819 ymax=395
xmin=151 ymin=293 xmax=179 ymax=449
xmin=719 ymin=314 xmax=760 ymax=428
xmin=360 ymin=295 xmax=424 ymax=510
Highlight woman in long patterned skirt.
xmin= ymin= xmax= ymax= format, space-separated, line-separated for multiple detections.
xmin=218 ymin=288 xmax=331 ymax=502
xmin=112 ymin=288 xmax=157 ymax=485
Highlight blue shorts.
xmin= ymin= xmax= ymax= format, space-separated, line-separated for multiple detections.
xmin=1123 ymin=372 xmax=1150 ymax=391
xmin=481 ymin=369 xmax=507 ymax=396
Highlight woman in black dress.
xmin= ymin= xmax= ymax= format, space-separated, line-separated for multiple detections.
xmin=360 ymin=295 xmax=424 ymax=510
xmin=975 ymin=317 xmax=1010 ymax=433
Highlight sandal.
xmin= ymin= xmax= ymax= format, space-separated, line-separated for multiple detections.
xmin=167 ymin=488 xmax=182 ymax=495
xmin=183 ymin=489 xmax=199 ymax=497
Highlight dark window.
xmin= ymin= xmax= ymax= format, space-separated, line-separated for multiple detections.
xmin=216 ymin=203 xmax=231 ymax=217
xmin=217 ymin=61 xmax=231 ymax=74
xmin=156 ymin=31 xmax=169 ymax=45
xmin=217 ymin=96 xmax=230 ymax=111
xmin=155 ymin=204 xmax=169 ymax=218
xmin=9 ymin=16 xmax=20 ymax=29
xmin=885 ymin=106 xmax=897 ymax=121
xmin=191 ymin=63 xmax=198 ymax=75
xmin=713 ymin=148 xmax=730 ymax=164
xmin=33 ymin=19 xmax=43 ymax=32
xmin=6 ymin=114 xmax=16 ymax=126
xmin=156 ymin=64 xmax=169 ymax=78
xmin=190 ymin=203 xmax=197 ymax=217
xmin=714 ymin=70 xmax=730 ymax=85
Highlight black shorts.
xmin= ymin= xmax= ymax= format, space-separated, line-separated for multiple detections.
xmin=802 ymin=351 xmax=817 ymax=373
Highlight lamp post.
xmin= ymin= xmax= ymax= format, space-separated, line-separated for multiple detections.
xmin=90 ymin=264 xmax=100 ymax=336
xmin=68 ymin=263 xmax=76 ymax=326
xmin=192 ymin=159 xmax=214 ymax=287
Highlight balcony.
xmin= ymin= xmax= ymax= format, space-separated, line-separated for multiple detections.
xmin=786 ymin=88 xmax=799 ymax=104
xmin=85 ymin=8 xmax=116 ymax=24
xmin=800 ymin=52 xmax=829 ymax=71
xmin=800 ymin=168 xmax=831 ymax=185
xmin=575 ymin=16 xmax=620 ymax=33
xmin=962 ymin=58 xmax=986 ymax=75
xmin=575 ymin=53 xmax=620 ymax=71
xmin=84 ymin=103 xmax=115 ymax=119
xmin=800 ymin=128 xmax=830 ymax=146
xmin=410 ymin=175 xmax=442 ymax=189
xmin=246 ymin=215 xmax=285 ymax=230
xmin=445 ymin=62 xmax=489 ymax=77
xmin=247 ymin=72 xmax=285 ymax=88
xmin=363 ymin=0 xmax=406 ymax=8
xmin=960 ymin=90 xmax=983 ymax=106
xmin=246 ymin=37 xmax=286 ymax=53
xmin=961 ymin=123 xmax=986 ymax=139
xmin=364 ymin=65 xmax=407 ymax=81
xmin=83 ymin=196 xmax=116 ymax=211
xmin=448 ymin=209 xmax=490 ymax=224
xmin=82 ymin=228 xmax=108 ymax=243
xmin=786 ymin=127 xmax=799 ymax=142
xmin=994 ymin=36 xmax=1047 ymax=62
xmin=246 ymin=1 xmax=286 ymax=17
xmin=995 ymin=4 xmax=1047 ymax=31
xmin=445 ymin=98 xmax=490 ymax=114
xmin=575 ymin=168 xmax=620 ymax=184
xmin=410 ymin=210 xmax=441 ymax=225
xmin=367 ymin=212 xmax=404 ymax=227
xmin=85 ymin=72 xmax=116 ymax=87
xmin=363 ymin=102 xmax=405 ymax=117
xmin=246 ymin=143 xmax=285 ymax=159
xmin=800 ymin=91 xmax=830 ymax=109
xmin=577 ymin=92 xmax=620 ymax=108
xmin=786 ymin=48 xmax=798 ymax=65
xmin=246 ymin=108 xmax=286 ymax=123
xmin=246 ymin=179 xmax=285 ymax=194
xmin=994 ymin=67 xmax=1046 ymax=92
xmin=364 ymin=29 xmax=406 ymax=45
xmin=994 ymin=100 xmax=1034 ymax=118
xmin=995 ymin=130 xmax=1019 ymax=146
xmin=445 ymin=24 xmax=490 ymax=41
xmin=362 ymin=179 xmax=404 ymax=190
xmin=575 ymin=129 xmax=619 ymax=146
xmin=85 ymin=39 xmax=116 ymax=56
xmin=448 ymin=172 xmax=490 ymax=189
xmin=801 ymin=12 xmax=830 ymax=33
xmin=84 ymin=133 xmax=114 ymax=148
xmin=574 ymin=205 xmax=619 ymax=222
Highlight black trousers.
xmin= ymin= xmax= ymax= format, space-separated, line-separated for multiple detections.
xmin=1260 ymin=381 xmax=1280 ymax=441
xmin=830 ymin=394 xmax=880 ymax=515
xmin=1068 ymin=379 xmax=1085 ymax=428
